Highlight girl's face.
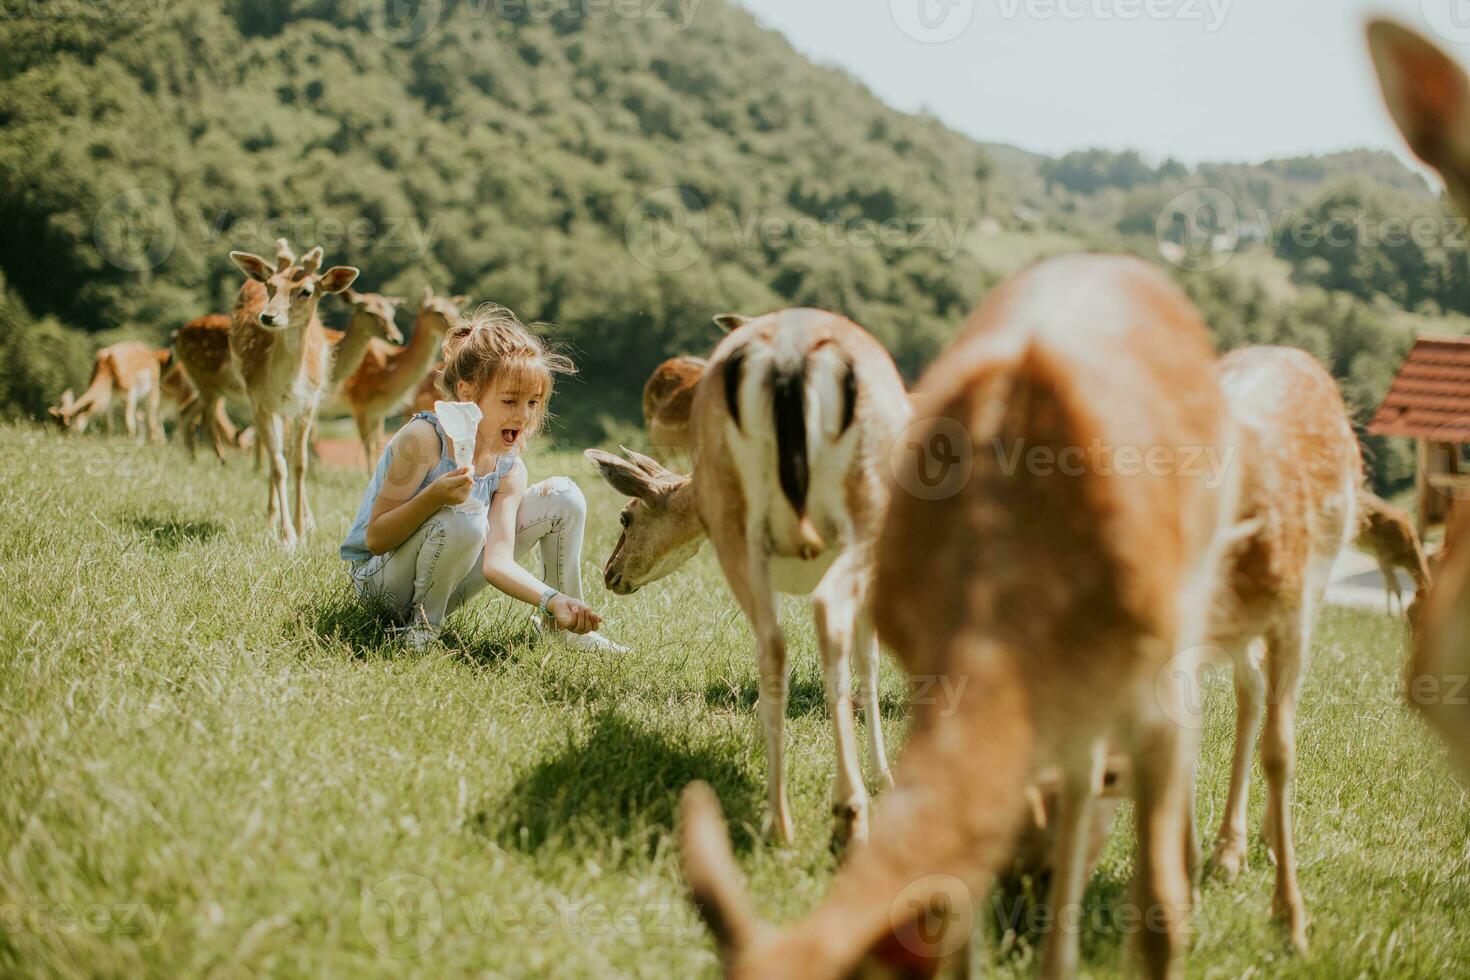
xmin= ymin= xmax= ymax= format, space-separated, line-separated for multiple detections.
xmin=459 ymin=368 xmax=545 ymax=453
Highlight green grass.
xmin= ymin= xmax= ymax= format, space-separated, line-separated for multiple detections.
xmin=1 ymin=423 xmax=1467 ymax=978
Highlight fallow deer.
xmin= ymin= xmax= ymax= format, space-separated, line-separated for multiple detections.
xmin=1195 ymin=347 xmax=1360 ymax=955
xmin=50 ymin=341 xmax=168 ymax=443
xmin=678 ymin=255 xmax=1243 ymax=980
xmin=1354 ymin=488 xmax=1430 ymax=616
xmin=228 ymin=240 xmax=358 ymax=548
xmin=173 ymin=314 xmax=239 ymax=461
xmin=332 ymin=287 xmax=465 ymax=467
xmin=321 ymin=289 xmax=405 ymax=387
xmin=643 ymin=355 xmax=707 ymax=464
xmin=588 ymin=308 xmax=911 ymax=846
xmin=1369 ymin=18 xmax=1470 ymax=780
xmin=162 ymin=359 xmax=236 ymax=449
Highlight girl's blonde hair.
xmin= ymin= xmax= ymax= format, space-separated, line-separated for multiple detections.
xmin=438 ymin=303 xmax=575 ymax=440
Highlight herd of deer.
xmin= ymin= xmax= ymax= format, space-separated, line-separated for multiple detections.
xmin=588 ymin=20 xmax=1468 ymax=979
xmin=36 ymin=18 xmax=1470 ymax=978
xmin=50 ymin=239 xmax=468 ymax=549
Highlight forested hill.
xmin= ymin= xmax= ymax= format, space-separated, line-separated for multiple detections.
xmin=0 ymin=0 xmax=1000 ymax=429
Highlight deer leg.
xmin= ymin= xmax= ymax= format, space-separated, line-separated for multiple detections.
xmin=1381 ymin=560 xmax=1401 ymax=616
xmin=853 ymin=611 xmax=894 ymax=791
xmin=1211 ymin=638 xmax=1265 ymax=882
xmin=1039 ymin=738 xmax=1106 ymax=980
xmin=291 ymin=412 xmax=316 ymax=537
xmin=256 ymin=411 xmax=293 ymax=548
xmin=208 ymin=398 xmax=230 ymax=464
xmin=731 ymin=551 xmax=793 ymax=845
xmin=355 ymin=411 xmax=376 ymax=471
xmin=146 ymin=385 xmax=162 ymax=444
xmin=1261 ymin=614 xmax=1310 ymax=954
xmin=124 ymin=388 xmax=140 ymax=443
xmin=180 ymin=394 xmax=200 ymax=459
xmin=812 ymin=550 xmax=871 ymax=850
xmin=1130 ymin=687 xmax=1198 ymax=980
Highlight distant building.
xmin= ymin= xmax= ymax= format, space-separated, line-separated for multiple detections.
xmin=1367 ymin=334 xmax=1470 ymax=536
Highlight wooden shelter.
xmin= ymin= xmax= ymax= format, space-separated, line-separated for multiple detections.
xmin=1368 ymin=334 xmax=1470 ymax=536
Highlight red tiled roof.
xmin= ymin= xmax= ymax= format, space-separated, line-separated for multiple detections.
xmin=1369 ymin=335 xmax=1470 ymax=442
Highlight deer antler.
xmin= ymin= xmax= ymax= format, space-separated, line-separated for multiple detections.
xmin=274 ymin=239 xmax=295 ymax=272
xmin=300 ymin=246 xmax=323 ymax=275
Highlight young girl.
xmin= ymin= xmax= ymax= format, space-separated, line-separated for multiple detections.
xmin=339 ymin=304 xmax=626 ymax=653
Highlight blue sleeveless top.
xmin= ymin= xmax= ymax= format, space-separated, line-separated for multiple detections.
xmin=339 ymin=411 xmax=519 ymax=562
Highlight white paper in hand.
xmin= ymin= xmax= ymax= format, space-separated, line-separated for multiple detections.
xmin=435 ymin=400 xmax=484 ymax=514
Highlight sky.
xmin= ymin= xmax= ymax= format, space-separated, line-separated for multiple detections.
xmin=732 ymin=0 xmax=1459 ymax=168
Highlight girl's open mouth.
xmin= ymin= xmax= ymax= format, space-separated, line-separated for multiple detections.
xmin=500 ymin=428 xmax=520 ymax=447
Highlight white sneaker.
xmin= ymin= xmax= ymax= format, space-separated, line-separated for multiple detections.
xmin=531 ymin=615 xmax=630 ymax=654
xmin=389 ymin=623 xmax=438 ymax=651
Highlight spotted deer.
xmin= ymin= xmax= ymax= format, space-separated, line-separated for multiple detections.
xmin=332 ymin=287 xmax=465 ymax=467
xmin=588 ymin=308 xmax=911 ymax=847
xmin=323 ymin=289 xmax=405 ymax=386
xmin=162 ymin=357 xmax=238 ymax=448
xmin=1354 ymin=488 xmax=1430 ymax=616
xmin=50 ymin=341 xmax=168 ymax=443
xmin=678 ymin=255 xmax=1243 ymax=980
xmin=1369 ymin=18 xmax=1470 ymax=779
xmin=228 ymin=240 xmax=358 ymax=548
xmin=1194 ymin=347 xmax=1360 ymax=955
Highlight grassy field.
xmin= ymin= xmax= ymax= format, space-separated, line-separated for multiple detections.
xmin=1 ymin=423 xmax=1468 ymax=978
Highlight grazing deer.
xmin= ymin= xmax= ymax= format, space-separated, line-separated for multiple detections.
xmin=50 ymin=341 xmax=168 ymax=444
xmin=332 ymin=287 xmax=465 ymax=467
xmin=228 ymin=240 xmax=358 ymax=548
xmin=1369 ymin=18 xmax=1470 ymax=781
xmin=589 ymin=308 xmax=911 ymax=846
xmin=1354 ymin=488 xmax=1430 ymax=616
xmin=678 ymin=255 xmax=1243 ymax=980
xmin=1197 ymin=347 xmax=1360 ymax=955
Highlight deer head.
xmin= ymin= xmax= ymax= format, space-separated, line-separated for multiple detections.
xmin=47 ymin=389 xmax=77 ymax=430
xmin=585 ymin=447 xmax=704 ymax=594
xmin=230 ymin=239 xmax=358 ymax=331
xmin=417 ymin=286 xmax=470 ymax=335
xmin=340 ymin=289 xmax=405 ymax=344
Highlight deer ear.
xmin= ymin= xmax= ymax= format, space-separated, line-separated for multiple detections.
xmin=450 ymin=295 xmax=470 ymax=308
xmin=680 ymin=782 xmax=757 ymax=956
xmin=319 ymin=267 xmax=360 ymax=294
xmin=713 ymin=313 xmax=750 ymax=334
xmin=230 ymin=251 xmax=274 ymax=283
xmin=420 ymin=285 xmax=434 ymax=307
xmin=619 ymin=445 xmax=670 ymax=479
xmin=1368 ymin=19 xmax=1470 ymax=175
xmin=585 ymin=448 xmax=659 ymax=499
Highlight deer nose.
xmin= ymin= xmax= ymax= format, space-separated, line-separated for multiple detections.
xmin=605 ymin=569 xmax=622 ymax=592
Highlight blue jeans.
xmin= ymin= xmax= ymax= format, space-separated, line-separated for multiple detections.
xmin=348 ymin=477 xmax=587 ymax=628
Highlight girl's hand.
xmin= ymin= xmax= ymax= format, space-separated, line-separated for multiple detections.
xmin=548 ymin=594 xmax=602 ymax=635
xmin=427 ymin=466 xmax=474 ymax=508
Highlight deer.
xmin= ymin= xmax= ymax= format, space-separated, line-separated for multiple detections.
xmin=676 ymin=255 xmax=1244 ymax=980
xmin=643 ymin=354 xmax=708 ymax=465
xmin=227 ymin=239 xmax=358 ymax=548
xmin=1190 ymin=347 xmax=1360 ymax=956
xmin=1369 ymin=17 xmax=1470 ymax=781
xmin=164 ymin=328 xmax=240 ymax=452
xmin=320 ymin=289 xmax=405 ymax=387
xmin=49 ymin=341 xmax=168 ymax=443
xmin=1354 ymin=488 xmax=1430 ymax=616
xmin=587 ymin=308 xmax=911 ymax=848
xmin=331 ymin=287 xmax=466 ymax=467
